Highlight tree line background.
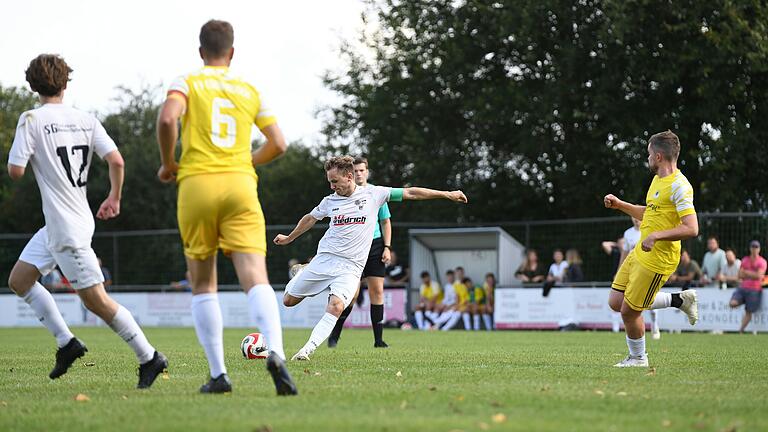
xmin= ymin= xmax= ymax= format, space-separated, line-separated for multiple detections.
xmin=1 ymin=0 xmax=767 ymax=283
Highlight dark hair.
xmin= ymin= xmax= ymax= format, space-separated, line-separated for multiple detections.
xmin=649 ymin=130 xmax=681 ymax=161
xmin=420 ymin=271 xmax=430 ymax=278
xmin=324 ymin=155 xmax=355 ymax=175
xmin=455 ymin=266 xmax=465 ymax=272
xmin=445 ymin=270 xmax=455 ymax=275
xmin=25 ymin=54 xmax=72 ymax=97
xmin=353 ymin=156 xmax=368 ymax=167
xmin=199 ymin=19 xmax=234 ymax=57
xmin=462 ymin=277 xmax=472 ymax=284
xmin=707 ymin=235 xmax=719 ymax=242
xmin=485 ymin=273 xmax=496 ymax=280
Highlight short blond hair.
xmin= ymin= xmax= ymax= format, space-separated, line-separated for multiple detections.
xmin=324 ymin=155 xmax=355 ymax=175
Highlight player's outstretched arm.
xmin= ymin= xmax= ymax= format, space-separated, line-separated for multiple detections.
xmin=252 ymin=124 xmax=288 ymax=166
xmin=156 ymin=97 xmax=185 ymax=183
xmin=274 ymin=214 xmax=319 ymax=246
xmin=96 ymin=150 xmax=124 ymax=220
xmin=603 ymin=194 xmax=645 ymax=220
xmin=402 ymin=187 xmax=468 ymax=203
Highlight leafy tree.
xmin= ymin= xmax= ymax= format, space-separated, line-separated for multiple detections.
xmin=322 ymin=0 xmax=768 ymax=220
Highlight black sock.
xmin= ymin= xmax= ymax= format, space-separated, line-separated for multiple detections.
xmin=371 ymin=304 xmax=384 ymax=343
xmin=330 ymin=302 xmax=354 ymax=340
xmin=671 ymin=293 xmax=683 ymax=308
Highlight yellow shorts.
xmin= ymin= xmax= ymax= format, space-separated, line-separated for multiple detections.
xmin=611 ymin=250 xmax=670 ymax=311
xmin=177 ymin=172 xmax=266 ymax=260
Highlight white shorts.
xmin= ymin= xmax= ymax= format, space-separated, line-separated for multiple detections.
xmin=19 ymin=227 xmax=104 ymax=290
xmin=284 ymin=254 xmax=361 ymax=308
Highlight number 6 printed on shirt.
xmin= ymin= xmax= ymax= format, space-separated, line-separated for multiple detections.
xmin=211 ymin=97 xmax=236 ymax=148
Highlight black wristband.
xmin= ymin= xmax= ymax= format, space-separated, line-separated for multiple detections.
xmin=384 ymin=245 xmax=391 ymax=249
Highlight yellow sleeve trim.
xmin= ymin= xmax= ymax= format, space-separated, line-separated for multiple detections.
xmin=167 ymin=91 xmax=187 ymax=102
xmin=256 ymin=116 xmax=277 ymax=130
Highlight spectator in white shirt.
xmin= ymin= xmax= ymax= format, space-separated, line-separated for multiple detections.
xmin=547 ymin=249 xmax=569 ymax=282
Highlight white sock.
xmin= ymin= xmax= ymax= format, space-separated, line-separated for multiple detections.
xmin=441 ymin=311 xmax=462 ymax=331
xmin=415 ymin=311 xmax=425 ymax=330
xmin=626 ymin=335 xmax=646 ymax=358
xmin=22 ymin=282 xmax=74 ymax=347
xmin=462 ymin=312 xmax=471 ymax=330
xmin=650 ymin=292 xmax=671 ymax=309
xmin=191 ymin=293 xmax=226 ymax=378
xmin=434 ymin=310 xmax=453 ymax=326
xmin=650 ymin=310 xmax=659 ymax=333
xmin=482 ymin=314 xmax=492 ymax=331
xmin=305 ymin=312 xmax=337 ymax=352
xmin=473 ymin=314 xmax=481 ymax=330
xmin=247 ymin=284 xmax=285 ymax=360
xmin=109 ymin=305 xmax=155 ymax=363
xmin=426 ymin=311 xmax=438 ymax=324
xmin=611 ymin=312 xmax=621 ymax=332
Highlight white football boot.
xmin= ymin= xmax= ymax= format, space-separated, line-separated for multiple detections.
xmin=678 ymin=290 xmax=699 ymax=325
xmin=613 ymin=355 xmax=649 ymax=368
xmin=290 ymin=345 xmax=314 ymax=361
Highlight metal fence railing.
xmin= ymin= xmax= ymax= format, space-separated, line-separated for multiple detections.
xmin=1 ymin=213 xmax=766 ymax=290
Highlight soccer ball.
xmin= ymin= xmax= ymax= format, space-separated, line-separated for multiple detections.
xmin=241 ymin=332 xmax=269 ymax=359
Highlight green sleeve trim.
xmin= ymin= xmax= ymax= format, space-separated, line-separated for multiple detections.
xmin=390 ymin=188 xmax=404 ymax=202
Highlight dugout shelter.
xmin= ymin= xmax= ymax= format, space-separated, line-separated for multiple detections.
xmin=407 ymin=227 xmax=525 ymax=306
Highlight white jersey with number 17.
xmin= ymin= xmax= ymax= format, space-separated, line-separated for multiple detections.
xmin=8 ymin=104 xmax=117 ymax=251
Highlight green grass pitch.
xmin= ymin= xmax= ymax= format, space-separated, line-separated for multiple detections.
xmin=0 ymin=328 xmax=766 ymax=431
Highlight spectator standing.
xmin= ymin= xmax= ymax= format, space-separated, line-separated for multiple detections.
xmin=515 ymin=250 xmax=547 ymax=283
xmin=601 ymin=238 xmax=625 ymax=277
xmin=564 ymin=249 xmax=584 ymax=283
xmin=620 ymin=217 xmax=642 ymax=265
xmin=542 ymin=250 xmax=568 ymax=297
xmin=722 ymin=249 xmax=741 ymax=288
xmin=701 ymin=236 xmax=727 ymax=288
xmin=731 ymin=240 xmax=766 ymax=333
xmin=547 ymin=250 xmax=569 ymax=282
xmin=668 ymin=249 xmax=702 ymax=289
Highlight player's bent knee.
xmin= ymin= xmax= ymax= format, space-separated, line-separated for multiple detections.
xmin=283 ymin=294 xmax=301 ymax=307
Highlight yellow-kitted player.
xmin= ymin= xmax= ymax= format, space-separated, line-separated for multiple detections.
xmin=604 ymin=130 xmax=700 ymax=368
xmin=156 ymin=19 xmax=295 ymax=395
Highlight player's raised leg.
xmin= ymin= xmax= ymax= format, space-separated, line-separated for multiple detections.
xmin=8 ymin=257 xmax=82 ymax=379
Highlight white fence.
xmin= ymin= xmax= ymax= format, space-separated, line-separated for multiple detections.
xmin=494 ymin=288 xmax=768 ymax=332
xmin=0 ymin=289 xmax=407 ymax=329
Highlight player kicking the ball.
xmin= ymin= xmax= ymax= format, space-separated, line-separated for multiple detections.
xmin=157 ymin=20 xmax=296 ymax=395
xmin=604 ymin=130 xmax=699 ymax=367
xmin=275 ymin=156 xmax=467 ymax=360
xmin=7 ymin=54 xmax=167 ymax=388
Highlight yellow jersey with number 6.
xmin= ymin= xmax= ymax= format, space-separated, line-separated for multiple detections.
xmin=167 ymin=66 xmax=276 ymax=182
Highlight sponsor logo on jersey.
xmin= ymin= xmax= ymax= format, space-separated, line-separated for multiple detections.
xmin=355 ymin=199 xmax=367 ymax=210
xmin=332 ymin=214 xmax=367 ymax=226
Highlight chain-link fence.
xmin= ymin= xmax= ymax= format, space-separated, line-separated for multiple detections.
xmin=1 ymin=213 xmax=766 ymax=289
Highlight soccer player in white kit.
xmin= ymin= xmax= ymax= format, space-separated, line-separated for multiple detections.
xmin=6 ymin=54 xmax=167 ymax=388
xmin=274 ymin=156 xmax=467 ymax=360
